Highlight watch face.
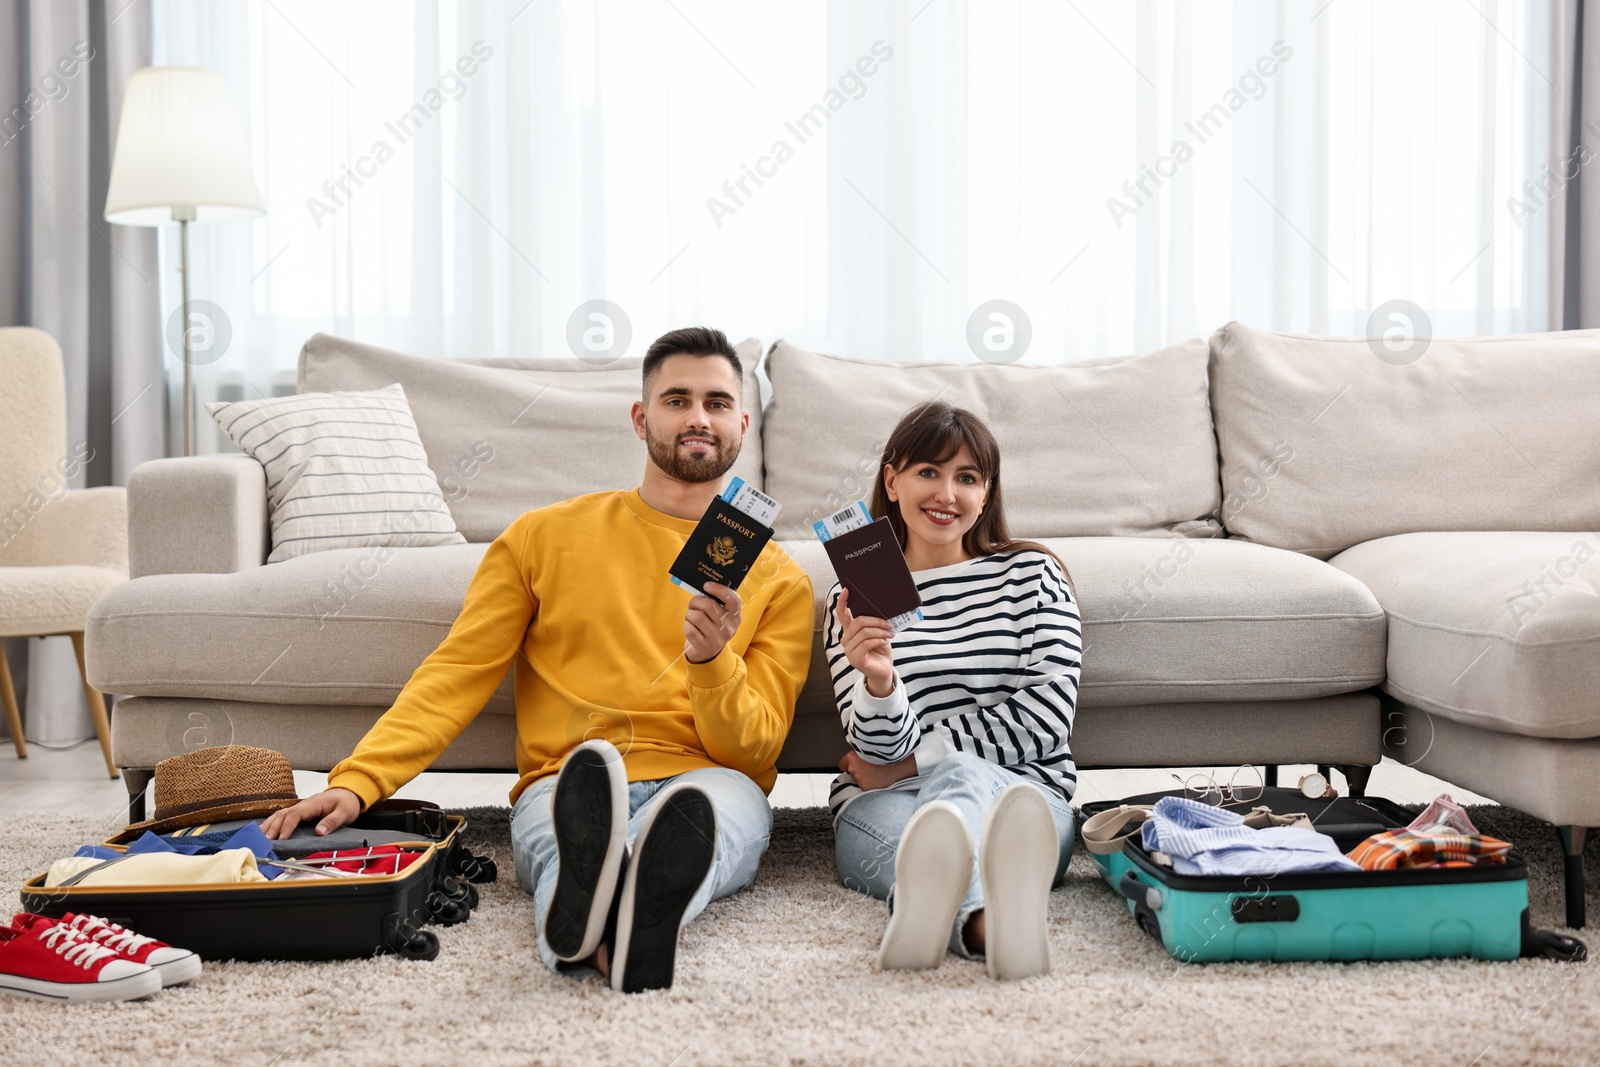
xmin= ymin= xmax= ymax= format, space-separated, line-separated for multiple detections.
xmin=1300 ymin=772 xmax=1328 ymax=799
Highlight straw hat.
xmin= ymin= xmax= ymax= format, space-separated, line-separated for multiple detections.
xmin=125 ymin=745 xmax=300 ymax=834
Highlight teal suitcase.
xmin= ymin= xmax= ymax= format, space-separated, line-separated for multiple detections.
xmin=1082 ymin=790 xmax=1583 ymax=963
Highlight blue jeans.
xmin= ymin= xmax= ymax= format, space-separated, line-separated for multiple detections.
xmin=510 ymin=766 xmax=772 ymax=975
xmin=833 ymin=752 xmax=1076 ymax=959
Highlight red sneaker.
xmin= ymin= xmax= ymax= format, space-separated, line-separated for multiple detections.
xmin=54 ymin=913 xmax=202 ymax=987
xmin=0 ymin=914 xmax=160 ymax=1003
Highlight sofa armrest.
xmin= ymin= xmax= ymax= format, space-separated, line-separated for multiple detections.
xmin=30 ymin=486 xmax=129 ymax=573
xmin=128 ymin=455 xmax=269 ymax=577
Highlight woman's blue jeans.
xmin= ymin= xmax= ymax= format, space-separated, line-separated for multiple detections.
xmin=833 ymin=752 xmax=1075 ymax=959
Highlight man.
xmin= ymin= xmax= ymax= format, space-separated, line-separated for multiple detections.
xmin=263 ymin=327 xmax=814 ymax=993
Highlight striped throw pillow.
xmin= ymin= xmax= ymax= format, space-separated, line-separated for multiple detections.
xmin=206 ymin=382 xmax=467 ymax=563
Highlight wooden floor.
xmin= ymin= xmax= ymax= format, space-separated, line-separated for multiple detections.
xmin=0 ymin=736 xmax=1490 ymax=818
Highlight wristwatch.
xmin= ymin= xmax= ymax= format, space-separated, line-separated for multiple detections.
xmin=1298 ymin=771 xmax=1336 ymax=800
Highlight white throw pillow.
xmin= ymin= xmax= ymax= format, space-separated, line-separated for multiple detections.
xmin=206 ymin=382 xmax=467 ymax=563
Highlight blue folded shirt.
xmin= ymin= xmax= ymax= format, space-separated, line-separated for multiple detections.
xmin=73 ymin=821 xmax=285 ymax=878
xmin=1141 ymin=795 xmax=1361 ymax=876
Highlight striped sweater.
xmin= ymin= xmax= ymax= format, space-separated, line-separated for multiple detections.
xmin=824 ymin=549 xmax=1083 ymax=821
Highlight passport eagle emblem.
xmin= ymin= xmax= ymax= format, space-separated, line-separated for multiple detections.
xmin=708 ymin=535 xmax=738 ymax=566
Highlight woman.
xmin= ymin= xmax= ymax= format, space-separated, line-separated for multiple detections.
xmin=825 ymin=400 xmax=1082 ymax=980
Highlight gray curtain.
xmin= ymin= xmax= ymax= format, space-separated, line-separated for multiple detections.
xmin=0 ymin=0 xmax=161 ymax=743
xmin=1551 ymin=0 xmax=1600 ymax=329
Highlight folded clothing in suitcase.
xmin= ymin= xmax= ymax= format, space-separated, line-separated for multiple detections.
xmin=1081 ymin=788 xmax=1584 ymax=963
xmin=18 ymin=801 xmax=495 ymax=962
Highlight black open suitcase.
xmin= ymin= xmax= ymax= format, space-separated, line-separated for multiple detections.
xmin=20 ymin=800 xmax=496 ymax=962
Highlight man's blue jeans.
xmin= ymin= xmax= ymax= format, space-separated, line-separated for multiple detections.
xmin=833 ymin=752 xmax=1075 ymax=959
xmin=511 ymin=765 xmax=772 ymax=975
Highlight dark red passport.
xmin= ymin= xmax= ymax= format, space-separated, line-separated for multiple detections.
xmin=821 ymin=516 xmax=922 ymax=622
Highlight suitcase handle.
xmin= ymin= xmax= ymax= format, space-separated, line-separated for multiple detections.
xmin=1119 ymin=870 xmax=1163 ymax=911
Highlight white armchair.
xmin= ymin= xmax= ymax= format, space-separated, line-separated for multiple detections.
xmin=0 ymin=327 xmax=129 ymax=777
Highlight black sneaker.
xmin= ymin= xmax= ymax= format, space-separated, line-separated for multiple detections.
xmin=609 ymin=783 xmax=716 ymax=993
xmin=544 ymin=739 xmax=629 ymax=963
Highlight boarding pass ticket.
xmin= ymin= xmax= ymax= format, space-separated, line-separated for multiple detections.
xmin=813 ymin=502 xmax=871 ymax=541
xmin=723 ymin=476 xmax=781 ymax=527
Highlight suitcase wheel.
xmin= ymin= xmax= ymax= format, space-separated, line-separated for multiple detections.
xmin=1523 ymin=927 xmax=1587 ymax=962
xmin=1520 ymin=909 xmax=1589 ymax=962
xmin=386 ymin=919 xmax=441 ymax=961
xmin=398 ymin=929 xmax=440 ymax=961
xmin=425 ymin=891 xmax=471 ymax=926
xmin=434 ymin=876 xmax=479 ymax=913
xmin=449 ymin=850 xmax=497 ymax=884
xmin=459 ymin=854 xmax=497 ymax=884
xmin=1134 ymin=902 xmax=1163 ymax=943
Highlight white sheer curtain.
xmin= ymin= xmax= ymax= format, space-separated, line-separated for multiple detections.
xmin=151 ymin=0 xmax=1552 ymax=452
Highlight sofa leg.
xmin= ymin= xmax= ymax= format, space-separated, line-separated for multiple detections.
xmin=123 ymin=767 xmax=154 ymax=825
xmin=1263 ymin=765 xmax=1278 ymax=788
xmin=1558 ymin=826 xmax=1588 ymax=930
xmin=1336 ymin=764 xmax=1372 ymax=798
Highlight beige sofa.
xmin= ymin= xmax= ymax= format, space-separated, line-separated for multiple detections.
xmin=86 ymin=325 xmax=1600 ymax=926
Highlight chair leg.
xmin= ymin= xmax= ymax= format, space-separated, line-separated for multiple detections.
xmin=0 ymin=642 xmax=25 ymax=758
xmin=1558 ymin=826 xmax=1588 ymax=930
xmin=68 ymin=632 xmax=118 ymax=779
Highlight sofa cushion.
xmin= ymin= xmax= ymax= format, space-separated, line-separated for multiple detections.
xmin=296 ymin=333 xmax=765 ymax=543
xmin=1210 ymin=321 xmax=1600 ymax=559
xmin=1329 ymin=531 xmax=1600 ymax=739
xmin=89 ymin=534 xmax=1385 ymax=716
xmin=760 ymin=339 xmax=1223 ymax=542
xmin=86 ymin=542 xmax=517 ymax=711
xmin=786 ymin=535 xmax=1387 ymax=711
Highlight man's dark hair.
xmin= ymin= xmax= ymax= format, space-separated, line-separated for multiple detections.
xmin=642 ymin=327 xmax=743 ymax=397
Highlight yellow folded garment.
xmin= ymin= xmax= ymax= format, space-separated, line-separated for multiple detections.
xmin=44 ymin=847 xmax=269 ymax=887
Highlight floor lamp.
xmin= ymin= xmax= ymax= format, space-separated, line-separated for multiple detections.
xmin=105 ymin=67 xmax=265 ymax=457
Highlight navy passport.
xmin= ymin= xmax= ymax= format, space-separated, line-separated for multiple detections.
xmin=669 ymin=495 xmax=774 ymax=601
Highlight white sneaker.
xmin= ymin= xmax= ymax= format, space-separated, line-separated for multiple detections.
xmin=59 ymin=913 xmax=201 ymax=987
xmin=979 ymin=782 xmax=1058 ymax=980
xmin=0 ymin=916 xmax=161 ymax=1003
xmin=877 ymin=801 xmax=973 ymax=971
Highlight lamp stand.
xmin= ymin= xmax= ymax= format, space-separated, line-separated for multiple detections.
xmin=176 ymin=207 xmax=196 ymax=457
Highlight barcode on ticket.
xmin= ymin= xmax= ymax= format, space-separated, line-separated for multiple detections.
xmin=721 ymin=477 xmax=782 ymax=527
xmin=813 ymin=500 xmax=872 ymax=542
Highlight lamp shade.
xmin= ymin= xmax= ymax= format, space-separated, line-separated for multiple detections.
xmin=104 ymin=67 xmax=265 ymax=226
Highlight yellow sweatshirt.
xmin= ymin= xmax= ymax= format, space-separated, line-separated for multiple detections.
xmin=326 ymin=488 xmax=815 ymax=808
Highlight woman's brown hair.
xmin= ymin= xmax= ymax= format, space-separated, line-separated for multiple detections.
xmin=867 ymin=400 xmax=1078 ymax=603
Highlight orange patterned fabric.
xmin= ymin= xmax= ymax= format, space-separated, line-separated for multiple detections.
xmin=1347 ymin=829 xmax=1511 ymax=871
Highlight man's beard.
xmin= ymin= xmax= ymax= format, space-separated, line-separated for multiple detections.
xmin=645 ymin=421 xmax=741 ymax=484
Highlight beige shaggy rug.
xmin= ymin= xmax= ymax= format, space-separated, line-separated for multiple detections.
xmin=0 ymin=803 xmax=1595 ymax=1067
